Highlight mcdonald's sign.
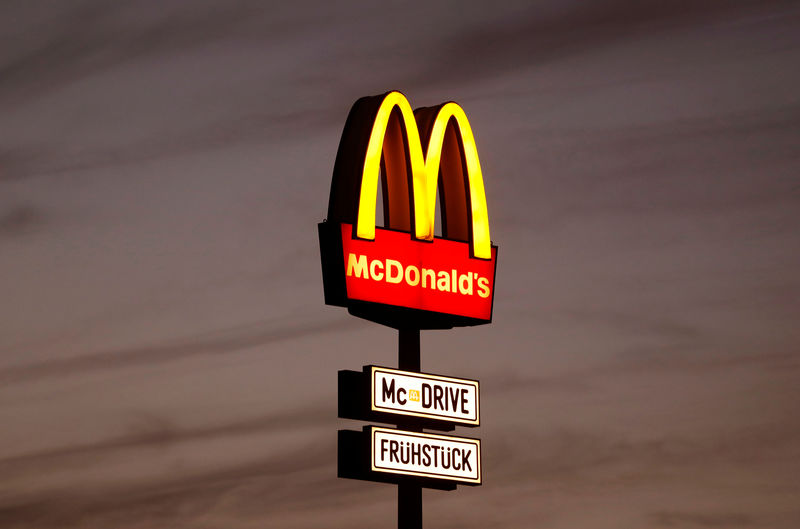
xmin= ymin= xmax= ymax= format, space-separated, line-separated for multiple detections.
xmin=319 ymin=91 xmax=497 ymax=329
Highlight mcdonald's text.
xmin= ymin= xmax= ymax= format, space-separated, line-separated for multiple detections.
xmin=339 ymin=224 xmax=496 ymax=321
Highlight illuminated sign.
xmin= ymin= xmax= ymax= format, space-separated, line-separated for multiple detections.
xmin=340 ymin=224 xmax=496 ymax=321
xmin=320 ymin=90 xmax=498 ymax=329
xmin=371 ymin=366 xmax=479 ymax=426
xmin=371 ymin=426 xmax=481 ymax=485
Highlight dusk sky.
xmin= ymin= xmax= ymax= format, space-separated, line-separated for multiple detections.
xmin=1 ymin=1 xmax=799 ymax=527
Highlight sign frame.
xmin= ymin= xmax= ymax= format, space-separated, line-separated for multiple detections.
xmin=319 ymin=90 xmax=499 ymax=330
xmin=370 ymin=426 xmax=482 ymax=485
xmin=320 ymin=223 xmax=498 ymax=329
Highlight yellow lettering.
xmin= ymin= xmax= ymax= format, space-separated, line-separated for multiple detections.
xmin=477 ymin=276 xmax=490 ymax=298
xmin=386 ymin=259 xmax=403 ymax=283
xmin=422 ymin=268 xmax=435 ymax=289
xmin=347 ymin=253 xmax=369 ymax=279
xmin=349 ymin=252 xmax=490 ymax=299
xmin=458 ymin=272 xmax=473 ymax=295
xmin=436 ymin=270 xmax=451 ymax=292
xmin=369 ymin=259 xmax=384 ymax=281
xmin=405 ymin=265 xmax=420 ymax=286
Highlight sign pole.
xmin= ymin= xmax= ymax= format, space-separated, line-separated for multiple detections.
xmin=398 ymin=327 xmax=422 ymax=529
xmin=398 ymin=328 xmax=420 ymax=372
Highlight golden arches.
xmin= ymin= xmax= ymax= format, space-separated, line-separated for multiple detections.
xmin=355 ymin=91 xmax=492 ymax=260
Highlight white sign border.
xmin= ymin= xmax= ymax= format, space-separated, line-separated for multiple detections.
xmin=369 ymin=426 xmax=482 ymax=484
xmin=370 ymin=366 xmax=480 ymax=426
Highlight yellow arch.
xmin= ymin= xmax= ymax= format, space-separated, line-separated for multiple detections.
xmin=356 ymin=91 xmax=492 ymax=259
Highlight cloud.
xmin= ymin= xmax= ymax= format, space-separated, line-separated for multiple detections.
xmin=418 ymin=0 xmax=790 ymax=87
xmin=0 ymin=316 xmax=358 ymax=385
xmin=0 ymin=106 xmax=343 ymax=181
xmin=650 ymin=511 xmax=755 ymax=527
xmin=0 ymin=405 xmax=330 ymax=474
xmin=0 ymin=0 xmax=313 ymax=104
xmin=0 ymin=435 xmax=336 ymax=529
xmin=0 ymin=204 xmax=43 ymax=237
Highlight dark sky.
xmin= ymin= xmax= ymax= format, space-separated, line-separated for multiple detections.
xmin=1 ymin=1 xmax=799 ymax=527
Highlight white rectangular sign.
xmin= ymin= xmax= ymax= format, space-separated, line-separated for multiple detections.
xmin=370 ymin=366 xmax=479 ymax=425
xmin=370 ymin=426 xmax=481 ymax=484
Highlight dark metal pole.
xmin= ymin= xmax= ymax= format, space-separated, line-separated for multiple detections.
xmin=398 ymin=328 xmax=420 ymax=371
xmin=397 ymin=327 xmax=422 ymax=529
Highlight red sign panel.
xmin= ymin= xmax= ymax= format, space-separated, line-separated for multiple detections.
xmin=339 ymin=224 xmax=496 ymax=321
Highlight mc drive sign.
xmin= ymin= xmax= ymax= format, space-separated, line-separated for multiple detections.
xmin=371 ymin=366 xmax=479 ymax=426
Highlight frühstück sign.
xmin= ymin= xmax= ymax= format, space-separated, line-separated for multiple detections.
xmin=370 ymin=426 xmax=481 ymax=485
